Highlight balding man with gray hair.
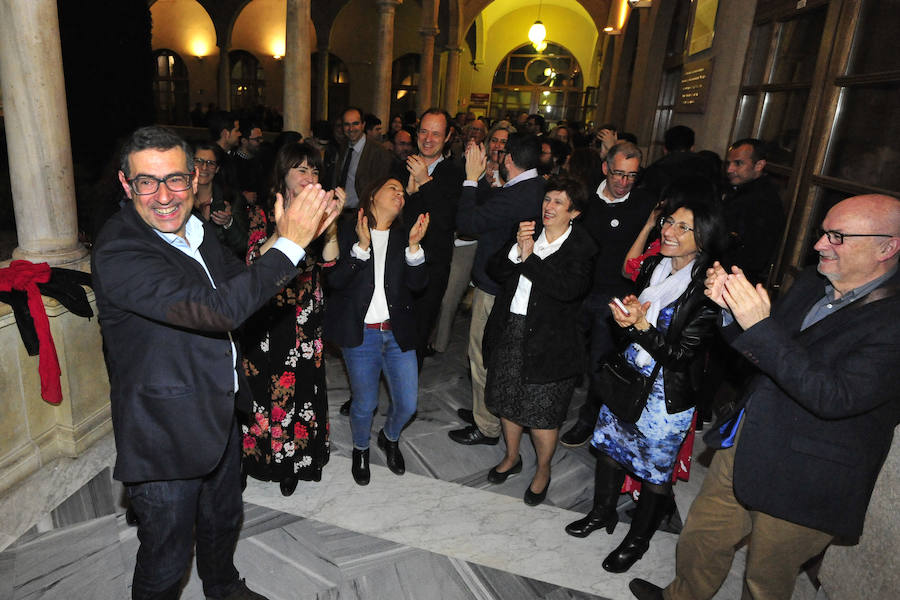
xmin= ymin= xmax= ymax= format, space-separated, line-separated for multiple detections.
xmin=632 ymin=195 xmax=900 ymax=599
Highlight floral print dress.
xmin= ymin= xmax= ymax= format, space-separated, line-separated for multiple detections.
xmin=240 ymin=205 xmax=330 ymax=482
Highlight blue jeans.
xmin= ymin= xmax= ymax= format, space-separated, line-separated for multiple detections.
xmin=343 ymin=328 xmax=418 ymax=449
xmin=126 ymin=421 xmax=243 ymax=600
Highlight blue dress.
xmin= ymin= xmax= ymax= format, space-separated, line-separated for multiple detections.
xmin=591 ymin=304 xmax=695 ymax=485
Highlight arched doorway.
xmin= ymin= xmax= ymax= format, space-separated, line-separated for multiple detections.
xmin=229 ymin=49 xmax=265 ymax=110
xmin=311 ymin=52 xmax=350 ymax=121
xmin=489 ymin=42 xmax=583 ymax=124
xmin=391 ymin=53 xmax=420 ymax=117
xmin=152 ymin=49 xmax=190 ymax=125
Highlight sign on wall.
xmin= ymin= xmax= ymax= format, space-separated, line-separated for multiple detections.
xmin=675 ymin=58 xmax=713 ymax=114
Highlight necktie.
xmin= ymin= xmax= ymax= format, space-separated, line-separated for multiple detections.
xmin=339 ymin=147 xmax=353 ymax=188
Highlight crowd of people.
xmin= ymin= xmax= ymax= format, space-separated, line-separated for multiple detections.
xmin=91 ymin=107 xmax=900 ymax=600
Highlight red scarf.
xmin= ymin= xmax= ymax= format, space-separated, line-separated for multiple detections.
xmin=0 ymin=260 xmax=62 ymax=404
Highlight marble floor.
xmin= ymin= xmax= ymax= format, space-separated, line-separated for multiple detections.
xmin=0 ymin=309 xmax=823 ymax=600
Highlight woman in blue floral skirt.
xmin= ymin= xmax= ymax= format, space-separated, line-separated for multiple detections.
xmin=565 ymin=177 xmax=726 ymax=573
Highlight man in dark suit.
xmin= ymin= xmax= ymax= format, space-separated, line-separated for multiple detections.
xmin=449 ymin=133 xmax=544 ymax=446
xmin=403 ymin=108 xmax=464 ymax=368
xmin=92 ymin=126 xmax=338 ymax=600
xmin=330 ymin=106 xmax=393 ymax=209
xmin=631 ymin=194 xmax=900 ymax=600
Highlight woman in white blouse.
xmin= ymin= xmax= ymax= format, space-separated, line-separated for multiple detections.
xmin=481 ymin=175 xmax=598 ymax=505
xmin=324 ymin=177 xmax=429 ymax=486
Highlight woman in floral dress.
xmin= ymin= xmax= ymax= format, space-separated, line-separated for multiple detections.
xmin=241 ymin=142 xmax=344 ymax=495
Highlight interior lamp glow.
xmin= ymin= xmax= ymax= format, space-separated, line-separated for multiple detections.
xmin=528 ymin=0 xmax=546 ymax=51
xmin=272 ymin=39 xmax=285 ymax=60
xmin=191 ymin=40 xmax=208 ymax=59
xmin=528 ymin=21 xmax=546 ymax=47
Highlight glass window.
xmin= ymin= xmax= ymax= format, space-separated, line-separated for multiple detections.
xmin=758 ymin=89 xmax=808 ymax=166
xmin=825 ymin=83 xmax=900 ymax=191
xmin=743 ymin=22 xmax=773 ymax=86
xmin=847 ymin=0 xmax=900 ymax=75
xmin=770 ymin=8 xmax=827 ymax=85
xmin=733 ymin=94 xmax=760 ymax=140
xmin=229 ymin=50 xmax=264 ymax=110
xmin=152 ymin=49 xmax=189 ymax=125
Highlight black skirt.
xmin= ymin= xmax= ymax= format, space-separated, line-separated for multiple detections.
xmin=485 ymin=314 xmax=577 ymax=429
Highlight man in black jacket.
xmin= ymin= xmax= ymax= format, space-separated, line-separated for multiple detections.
xmin=721 ymin=138 xmax=786 ymax=285
xmin=403 ymin=108 xmax=464 ymax=369
xmin=93 ymin=126 xmax=338 ymax=600
xmin=449 ymin=133 xmax=544 ymax=445
xmin=631 ymin=194 xmax=900 ymax=600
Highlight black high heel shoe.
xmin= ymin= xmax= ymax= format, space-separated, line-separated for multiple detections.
xmin=279 ymin=476 xmax=298 ymax=496
xmin=565 ymin=507 xmax=619 ymax=537
xmin=487 ymin=455 xmax=522 ymax=484
xmin=524 ymin=476 xmax=551 ymax=506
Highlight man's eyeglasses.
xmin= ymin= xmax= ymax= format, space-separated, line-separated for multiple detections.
xmin=247 ymin=136 xmax=264 ymax=143
xmin=817 ymin=229 xmax=895 ymax=245
xmin=609 ymin=170 xmax=639 ymax=181
xmin=659 ymin=216 xmax=694 ymax=235
xmin=193 ymin=158 xmax=218 ymax=169
xmin=127 ymin=173 xmax=194 ymax=195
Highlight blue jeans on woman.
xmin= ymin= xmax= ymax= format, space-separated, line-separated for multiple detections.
xmin=343 ymin=327 xmax=418 ymax=449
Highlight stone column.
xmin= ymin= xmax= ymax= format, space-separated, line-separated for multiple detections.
xmin=0 ymin=0 xmax=87 ymax=266
xmin=217 ymin=42 xmax=231 ymax=111
xmin=444 ymin=45 xmax=462 ymax=115
xmin=417 ymin=27 xmax=439 ymax=114
xmin=316 ymin=43 xmax=330 ymax=121
xmin=374 ymin=0 xmax=403 ymax=130
xmin=284 ymin=0 xmax=312 ymax=135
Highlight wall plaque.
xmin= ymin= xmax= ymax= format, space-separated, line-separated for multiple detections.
xmin=675 ymin=58 xmax=713 ymax=114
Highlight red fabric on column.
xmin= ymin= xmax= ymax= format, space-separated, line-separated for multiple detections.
xmin=0 ymin=261 xmax=62 ymax=404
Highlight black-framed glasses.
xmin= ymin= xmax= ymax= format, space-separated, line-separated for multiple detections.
xmin=609 ymin=169 xmax=639 ymax=181
xmin=659 ymin=216 xmax=694 ymax=235
xmin=816 ymin=229 xmax=895 ymax=245
xmin=127 ymin=173 xmax=194 ymax=195
xmin=193 ymin=158 xmax=218 ymax=169
xmin=247 ymin=136 xmax=264 ymax=143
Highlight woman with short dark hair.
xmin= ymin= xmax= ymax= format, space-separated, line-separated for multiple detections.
xmin=483 ymin=174 xmax=597 ymax=505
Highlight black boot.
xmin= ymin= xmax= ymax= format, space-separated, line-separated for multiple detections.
xmin=351 ymin=448 xmax=370 ymax=485
xmin=377 ymin=429 xmax=405 ymax=475
xmin=602 ymin=489 xmax=674 ymax=573
xmin=565 ymin=458 xmax=626 ymax=537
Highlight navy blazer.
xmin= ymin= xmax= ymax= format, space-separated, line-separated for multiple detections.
xmin=323 ymin=220 xmax=427 ymax=351
xmin=726 ymin=267 xmax=900 ymax=539
xmin=456 ymin=175 xmax=544 ymax=296
xmin=92 ymin=204 xmax=299 ymax=483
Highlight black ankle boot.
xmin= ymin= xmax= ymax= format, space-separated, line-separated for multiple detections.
xmin=377 ymin=429 xmax=405 ymax=475
xmin=602 ymin=490 xmax=673 ymax=573
xmin=351 ymin=448 xmax=370 ymax=485
xmin=565 ymin=458 xmax=626 ymax=537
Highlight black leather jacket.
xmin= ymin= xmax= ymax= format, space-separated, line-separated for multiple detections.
xmin=619 ymin=253 xmax=718 ymax=413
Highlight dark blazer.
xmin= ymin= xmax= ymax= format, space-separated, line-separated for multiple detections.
xmin=323 ymin=220 xmax=428 ymax=351
xmin=620 ymin=254 xmax=719 ymax=413
xmin=403 ymin=158 xmax=465 ymax=272
xmin=91 ymin=204 xmax=299 ymax=483
xmin=722 ymin=175 xmax=786 ymax=284
xmin=726 ymin=267 xmax=900 ymax=539
xmin=331 ymin=135 xmax=394 ymax=200
xmin=483 ymin=224 xmax=597 ymax=384
xmin=456 ymin=174 xmax=544 ymax=296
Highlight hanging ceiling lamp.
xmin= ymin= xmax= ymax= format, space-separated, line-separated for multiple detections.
xmin=528 ymin=1 xmax=547 ymax=51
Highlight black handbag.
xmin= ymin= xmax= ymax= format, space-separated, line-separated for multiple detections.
xmin=594 ymin=354 xmax=662 ymax=424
